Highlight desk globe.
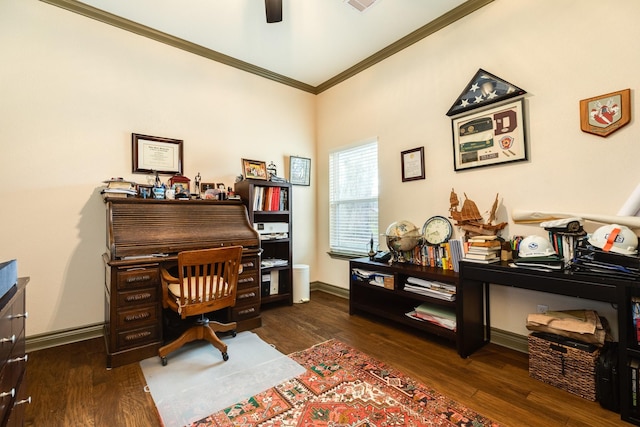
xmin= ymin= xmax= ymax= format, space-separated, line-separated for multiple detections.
xmin=385 ymin=220 xmax=423 ymax=262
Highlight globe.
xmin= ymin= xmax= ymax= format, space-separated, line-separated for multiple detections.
xmin=385 ymin=220 xmax=423 ymax=254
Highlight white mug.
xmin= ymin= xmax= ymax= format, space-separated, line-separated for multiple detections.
xmin=165 ymin=189 xmax=175 ymax=199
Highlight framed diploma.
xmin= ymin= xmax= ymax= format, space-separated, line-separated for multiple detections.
xmin=132 ymin=133 xmax=183 ymax=175
xmin=401 ymin=147 xmax=425 ymax=182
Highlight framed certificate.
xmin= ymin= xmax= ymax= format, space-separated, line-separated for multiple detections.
xmin=401 ymin=147 xmax=425 ymax=182
xmin=132 ymin=133 xmax=183 ymax=175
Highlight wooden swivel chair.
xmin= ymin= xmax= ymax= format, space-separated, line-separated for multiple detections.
xmin=158 ymin=246 xmax=243 ymax=366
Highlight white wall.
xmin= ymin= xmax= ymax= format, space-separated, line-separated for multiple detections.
xmin=316 ymin=0 xmax=640 ymax=338
xmin=0 ymin=0 xmax=316 ymax=337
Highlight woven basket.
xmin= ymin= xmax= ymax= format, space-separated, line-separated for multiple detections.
xmin=528 ymin=332 xmax=600 ymax=401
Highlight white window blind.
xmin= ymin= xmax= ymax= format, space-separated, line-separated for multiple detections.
xmin=329 ymin=140 xmax=378 ymax=255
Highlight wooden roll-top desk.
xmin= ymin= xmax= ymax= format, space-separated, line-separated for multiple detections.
xmin=102 ymin=198 xmax=261 ymax=368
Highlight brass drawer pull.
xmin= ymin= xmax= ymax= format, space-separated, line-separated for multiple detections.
xmin=8 ymin=355 xmax=27 ymax=363
xmin=125 ymin=292 xmax=152 ymax=302
xmin=124 ymin=312 xmax=151 ymax=322
xmin=9 ymin=312 xmax=28 ymax=319
xmin=126 ymin=275 xmax=151 ymax=283
xmin=238 ymin=307 xmax=255 ymax=315
xmin=124 ymin=331 xmax=152 ymax=341
xmin=238 ymin=292 xmax=256 ymax=299
xmin=239 ymin=277 xmax=255 ymax=284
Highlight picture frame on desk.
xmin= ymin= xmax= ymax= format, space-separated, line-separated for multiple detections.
xmin=242 ymin=159 xmax=268 ymax=180
xmin=131 ymin=133 xmax=183 ymax=175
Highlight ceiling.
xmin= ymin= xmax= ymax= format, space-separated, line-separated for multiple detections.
xmin=42 ymin=0 xmax=493 ymax=93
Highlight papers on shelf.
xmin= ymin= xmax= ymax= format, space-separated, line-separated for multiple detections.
xmin=403 ymin=277 xmax=456 ymax=301
xmin=351 ymin=268 xmax=393 ymax=288
xmin=261 ymin=258 xmax=288 ymax=268
xmin=406 ymin=303 xmax=456 ymax=331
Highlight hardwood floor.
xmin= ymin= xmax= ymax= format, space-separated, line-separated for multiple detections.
xmin=25 ymin=291 xmax=628 ymax=426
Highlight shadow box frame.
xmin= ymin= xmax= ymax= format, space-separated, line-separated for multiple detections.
xmin=451 ymin=98 xmax=527 ymax=171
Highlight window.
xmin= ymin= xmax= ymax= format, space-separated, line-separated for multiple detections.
xmin=329 ymin=139 xmax=378 ymax=256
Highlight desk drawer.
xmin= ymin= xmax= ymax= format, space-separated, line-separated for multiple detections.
xmin=117 ymin=324 xmax=161 ymax=350
xmin=116 ymin=304 xmax=159 ymax=330
xmin=116 ymin=287 xmax=159 ymax=309
xmin=231 ymin=301 xmax=260 ymax=322
xmin=236 ymin=286 xmax=260 ymax=306
xmin=117 ymin=268 xmax=159 ymax=290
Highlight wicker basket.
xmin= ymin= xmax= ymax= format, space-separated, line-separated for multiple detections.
xmin=528 ymin=332 xmax=600 ymax=401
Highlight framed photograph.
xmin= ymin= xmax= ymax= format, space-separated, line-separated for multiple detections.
xmin=200 ymin=182 xmax=216 ymax=192
xmin=580 ymin=88 xmax=631 ymax=137
xmin=242 ymin=159 xmax=268 ymax=180
xmin=289 ymin=156 xmax=311 ymax=186
xmin=452 ymin=98 xmax=527 ymax=171
xmin=132 ymin=133 xmax=183 ymax=175
xmin=401 ymin=147 xmax=425 ymax=182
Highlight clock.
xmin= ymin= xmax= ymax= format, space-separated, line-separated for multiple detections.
xmin=422 ymin=215 xmax=453 ymax=245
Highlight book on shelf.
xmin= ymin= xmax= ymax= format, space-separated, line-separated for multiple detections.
xmin=464 ymin=252 xmax=499 ymax=261
xmin=467 ymin=245 xmax=500 ymax=254
xmin=403 ymin=276 xmax=456 ymax=301
xmin=633 ymin=297 xmax=640 ymax=344
xmin=631 ymin=359 xmax=639 ymax=409
xmin=462 ymin=256 xmax=500 ymax=264
xmin=252 ymin=186 xmax=288 ymax=212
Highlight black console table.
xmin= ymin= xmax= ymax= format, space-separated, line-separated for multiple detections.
xmin=458 ymin=260 xmax=638 ymax=425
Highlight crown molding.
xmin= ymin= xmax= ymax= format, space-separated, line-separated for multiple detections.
xmin=39 ymin=0 xmax=493 ymax=95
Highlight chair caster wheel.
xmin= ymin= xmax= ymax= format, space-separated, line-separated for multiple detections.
xmin=161 ymin=357 xmax=168 ymax=366
xmin=231 ymin=330 xmax=237 ymax=337
xmin=222 ymin=352 xmax=229 ymax=361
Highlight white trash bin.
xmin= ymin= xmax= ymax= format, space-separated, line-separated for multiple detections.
xmin=292 ymin=264 xmax=310 ymax=303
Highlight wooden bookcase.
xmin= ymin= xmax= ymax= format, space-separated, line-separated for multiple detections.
xmin=234 ymin=179 xmax=293 ymax=306
xmin=349 ymin=257 xmax=485 ymax=358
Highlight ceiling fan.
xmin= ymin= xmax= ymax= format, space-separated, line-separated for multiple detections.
xmin=265 ymin=0 xmax=283 ymax=23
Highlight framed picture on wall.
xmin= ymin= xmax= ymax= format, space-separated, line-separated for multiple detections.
xmin=451 ymin=98 xmax=527 ymax=171
xmin=289 ymin=156 xmax=311 ymax=186
xmin=401 ymin=147 xmax=425 ymax=182
xmin=132 ymin=133 xmax=183 ymax=175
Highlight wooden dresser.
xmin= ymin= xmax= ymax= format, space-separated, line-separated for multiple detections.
xmin=0 ymin=277 xmax=29 ymax=426
xmin=103 ymin=198 xmax=261 ymax=368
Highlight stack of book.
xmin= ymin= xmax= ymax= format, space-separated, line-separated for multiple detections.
xmin=405 ymin=303 xmax=456 ymax=330
xmin=463 ymin=235 xmax=501 ymax=264
xmin=101 ymin=179 xmax=137 ymax=199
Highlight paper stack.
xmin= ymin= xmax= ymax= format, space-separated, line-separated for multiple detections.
xmin=101 ymin=179 xmax=137 ymax=199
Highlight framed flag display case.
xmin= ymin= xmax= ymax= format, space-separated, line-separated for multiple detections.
xmin=452 ymin=98 xmax=527 ymax=171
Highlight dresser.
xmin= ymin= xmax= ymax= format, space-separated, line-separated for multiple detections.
xmin=103 ymin=198 xmax=261 ymax=368
xmin=0 ymin=277 xmax=29 ymax=426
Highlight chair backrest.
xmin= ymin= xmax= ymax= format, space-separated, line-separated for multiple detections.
xmin=169 ymin=246 xmax=243 ymax=318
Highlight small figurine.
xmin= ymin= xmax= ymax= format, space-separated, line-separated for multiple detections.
xmin=194 ymin=172 xmax=201 ymax=198
xmin=368 ymin=235 xmax=376 ymax=260
xmin=267 ymin=162 xmax=277 ymax=181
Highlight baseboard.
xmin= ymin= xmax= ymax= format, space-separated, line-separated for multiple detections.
xmin=26 ymin=322 xmax=105 ymax=353
xmin=26 ymin=286 xmax=530 ymax=355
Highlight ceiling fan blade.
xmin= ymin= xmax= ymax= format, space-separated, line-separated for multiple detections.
xmin=265 ymin=0 xmax=282 ymax=23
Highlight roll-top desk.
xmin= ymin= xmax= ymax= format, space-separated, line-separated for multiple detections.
xmin=103 ymin=198 xmax=261 ymax=368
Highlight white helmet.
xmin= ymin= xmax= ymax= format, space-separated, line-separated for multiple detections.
xmin=587 ymin=224 xmax=638 ymax=255
xmin=518 ymin=235 xmax=556 ymax=257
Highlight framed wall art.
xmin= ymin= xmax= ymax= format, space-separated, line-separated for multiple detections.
xmin=241 ymin=159 xmax=268 ymax=180
xmin=289 ymin=156 xmax=311 ymax=186
xmin=580 ymin=88 xmax=631 ymax=137
xmin=452 ymin=98 xmax=527 ymax=171
xmin=132 ymin=133 xmax=183 ymax=175
xmin=401 ymin=147 xmax=425 ymax=182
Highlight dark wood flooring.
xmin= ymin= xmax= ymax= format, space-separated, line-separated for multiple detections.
xmin=24 ymin=291 xmax=628 ymax=426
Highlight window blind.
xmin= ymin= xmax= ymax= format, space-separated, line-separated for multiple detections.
xmin=329 ymin=140 xmax=378 ymax=255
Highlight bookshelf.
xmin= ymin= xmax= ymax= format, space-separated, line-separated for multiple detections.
xmin=349 ymin=257 xmax=485 ymax=357
xmin=234 ymin=179 xmax=293 ymax=306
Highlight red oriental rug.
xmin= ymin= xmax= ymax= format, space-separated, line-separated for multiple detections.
xmin=189 ymin=339 xmax=500 ymax=427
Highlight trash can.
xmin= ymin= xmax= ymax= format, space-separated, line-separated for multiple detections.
xmin=292 ymin=264 xmax=310 ymax=303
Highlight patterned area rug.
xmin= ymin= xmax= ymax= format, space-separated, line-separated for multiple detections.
xmin=189 ymin=339 xmax=500 ymax=427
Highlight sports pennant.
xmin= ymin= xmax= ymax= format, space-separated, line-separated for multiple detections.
xmin=446 ymin=69 xmax=526 ymax=117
